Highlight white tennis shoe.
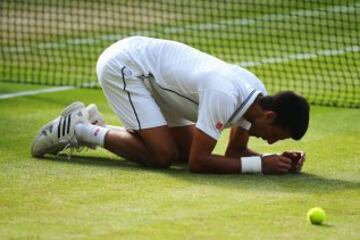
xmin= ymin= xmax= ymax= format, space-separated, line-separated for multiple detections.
xmin=86 ymin=103 xmax=105 ymax=126
xmin=61 ymin=101 xmax=105 ymax=126
xmin=31 ymin=102 xmax=89 ymax=157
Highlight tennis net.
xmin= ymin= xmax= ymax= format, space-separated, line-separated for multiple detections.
xmin=1 ymin=0 xmax=359 ymax=107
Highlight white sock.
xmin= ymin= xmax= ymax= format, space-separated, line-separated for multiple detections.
xmin=75 ymin=123 xmax=109 ymax=147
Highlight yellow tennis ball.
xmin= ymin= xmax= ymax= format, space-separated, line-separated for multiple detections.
xmin=307 ymin=207 xmax=326 ymax=225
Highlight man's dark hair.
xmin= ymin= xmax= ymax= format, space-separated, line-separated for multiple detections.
xmin=258 ymin=91 xmax=310 ymax=140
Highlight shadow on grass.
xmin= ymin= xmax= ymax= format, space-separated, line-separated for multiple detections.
xmin=41 ymin=154 xmax=360 ymax=193
xmin=310 ymin=223 xmax=333 ymax=228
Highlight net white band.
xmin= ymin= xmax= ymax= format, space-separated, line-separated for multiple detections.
xmin=240 ymin=156 xmax=262 ymax=174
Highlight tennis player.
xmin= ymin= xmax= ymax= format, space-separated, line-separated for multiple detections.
xmin=31 ymin=36 xmax=309 ymax=174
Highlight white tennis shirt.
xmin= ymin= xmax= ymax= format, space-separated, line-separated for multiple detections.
xmin=108 ymin=36 xmax=267 ymax=140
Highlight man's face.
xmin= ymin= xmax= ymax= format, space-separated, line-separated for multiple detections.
xmin=248 ymin=111 xmax=291 ymax=144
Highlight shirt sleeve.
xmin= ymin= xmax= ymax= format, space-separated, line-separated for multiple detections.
xmin=196 ymin=90 xmax=236 ymax=140
xmin=237 ymin=119 xmax=252 ymax=130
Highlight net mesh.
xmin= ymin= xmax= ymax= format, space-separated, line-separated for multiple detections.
xmin=1 ymin=0 xmax=359 ymax=107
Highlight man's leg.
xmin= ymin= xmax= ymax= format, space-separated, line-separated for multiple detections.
xmin=168 ymin=125 xmax=195 ymax=162
xmin=104 ymin=125 xmax=178 ymax=168
xmin=95 ymin=57 xmax=182 ymax=167
xmin=86 ymin=105 xmax=195 ymax=164
xmin=31 ymin=100 xmax=179 ymax=169
xmin=76 ymin=105 xmax=193 ymax=167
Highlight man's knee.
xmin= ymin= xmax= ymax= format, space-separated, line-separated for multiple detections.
xmin=137 ymin=125 xmax=180 ymax=168
xmin=150 ymin=148 xmax=179 ymax=169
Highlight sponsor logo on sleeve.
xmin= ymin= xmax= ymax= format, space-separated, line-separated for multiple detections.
xmin=215 ymin=121 xmax=224 ymax=131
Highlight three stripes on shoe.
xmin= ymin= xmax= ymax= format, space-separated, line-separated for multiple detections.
xmin=58 ymin=110 xmax=84 ymax=138
xmin=41 ymin=110 xmax=83 ymax=138
xmin=57 ymin=114 xmax=72 ymax=138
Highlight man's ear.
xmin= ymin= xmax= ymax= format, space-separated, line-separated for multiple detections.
xmin=264 ymin=111 xmax=277 ymax=122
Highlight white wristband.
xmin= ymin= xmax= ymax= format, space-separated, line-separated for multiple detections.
xmin=240 ymin=156 xmax=262 ymax=174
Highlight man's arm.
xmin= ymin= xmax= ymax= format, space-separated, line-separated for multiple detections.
xmin=225 ymin=127 xmax=260 ymax=158
xmin=188 ymin=128 xmax=292 ymax=174
xmin=188 ymin=128 xmax=241 ymax=174
xmin=225 ymin=127 xmax=306 ymax=173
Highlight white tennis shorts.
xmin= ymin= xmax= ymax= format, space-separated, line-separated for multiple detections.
xmin=96 ymin=44 xmax=193 ymax=131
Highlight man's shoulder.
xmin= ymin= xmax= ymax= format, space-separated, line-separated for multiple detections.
xmin=199 ymin=88 xmax=238 ymax=106
xmin=231 ymin=65 xmax=267 ymax=95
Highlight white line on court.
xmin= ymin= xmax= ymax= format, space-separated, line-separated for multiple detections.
xmin=0 ymin=86 xmax=75 ymax=100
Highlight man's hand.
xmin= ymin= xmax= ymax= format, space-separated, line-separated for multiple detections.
xmin=281 ymin=151 xmax=305 ymax=173
xmin=261 ymin=154 xmax=292 ymax=174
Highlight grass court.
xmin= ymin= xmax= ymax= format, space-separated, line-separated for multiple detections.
xmin=0 ymin=0 xmax=359 ymax=239
xmin=0 ymin=83 xmax=359 ymax=239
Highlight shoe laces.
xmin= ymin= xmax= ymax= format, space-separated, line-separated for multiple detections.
xmin=57 ymin=137 xmax=86 ymax=160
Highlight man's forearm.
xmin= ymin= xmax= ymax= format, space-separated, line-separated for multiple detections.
xmin=225 ymin=147 xmax=261 ymax=158
xmin=226 ymin=127 xmax=261 ymax=158
xmin=189 ymin=154 xmax=242 ymax=174
xmin=189 ymin=128 xmax=260 ymax=174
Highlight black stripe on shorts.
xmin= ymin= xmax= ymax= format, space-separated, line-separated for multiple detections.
xmin=121 ymin=66 xmax=142 ymax=130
